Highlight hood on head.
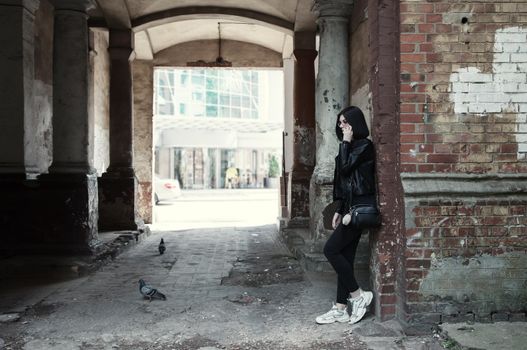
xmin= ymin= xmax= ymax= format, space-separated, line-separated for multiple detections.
xmin=335 ymin=106 xmax=370 ymax=141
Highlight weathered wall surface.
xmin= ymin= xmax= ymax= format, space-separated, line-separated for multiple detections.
xmin=349 ymin=0 xmax=373 ymax=299
xmin=368 ymin=0 xmax=404 ymax=322
xmin=32 ymin=0 xmax=53 ymax=174
xmin=399 ymin=1 xmax=527 ymax=331
xmin=133 ymin=60 xmax=153 ymax=223
xmin=92 ymin=29 xmax=110 ymax=176
xmin=154 ymin=40 xmax=283 ymax=68
xmin=351 ymin=1 xmax=372 ymax=123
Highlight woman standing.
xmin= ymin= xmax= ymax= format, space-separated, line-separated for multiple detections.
xmin=315 ymin=106 xmax=377 ymax=325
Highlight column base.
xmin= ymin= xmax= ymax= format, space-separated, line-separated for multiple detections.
xmin=309 ymin=163 xmax=334 ymax=240
xmin=98 ymin=173 xmax=140 ymax=231
xmin=0 ymin=173 xmax=101 ymax=255
xmin=287 ymin=169 xmax=313 ymax=228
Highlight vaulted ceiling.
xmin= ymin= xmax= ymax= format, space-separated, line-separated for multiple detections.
xmin=91 ymin=0 xmax=317 ymax=59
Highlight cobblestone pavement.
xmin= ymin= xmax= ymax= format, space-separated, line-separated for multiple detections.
xmin=0 ymin=225 xmax=444 ymax=350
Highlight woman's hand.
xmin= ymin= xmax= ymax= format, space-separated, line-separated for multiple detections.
xmin=332 ymin=212 xmax=342 ymax=229
xmin=342 ymin=124 xmax=353 ymax=142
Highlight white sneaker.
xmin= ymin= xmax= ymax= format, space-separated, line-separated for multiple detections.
xmin=315 ymin=304 xmax=350 ymax=324
xmin=348 ymin=290 xmax=373 ymax=324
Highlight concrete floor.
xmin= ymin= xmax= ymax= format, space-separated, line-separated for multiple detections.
xmin=0 ymin=223 xmax=445 ymax=350
xmin=0 ymin=190 xmax=524 ymax=349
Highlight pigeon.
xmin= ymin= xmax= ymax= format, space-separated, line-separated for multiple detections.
xmin=138 ymin=279 xmax=166 ymax=301
xmin=158 ymin=238 xmax=166 ymax=255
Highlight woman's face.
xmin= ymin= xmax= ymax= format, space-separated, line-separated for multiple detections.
xmin=338 ymin=115 xmax=348 ymax=130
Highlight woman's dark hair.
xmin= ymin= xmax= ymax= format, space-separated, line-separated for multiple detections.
xmin=335 ymin=106 xmax=370 ymax=141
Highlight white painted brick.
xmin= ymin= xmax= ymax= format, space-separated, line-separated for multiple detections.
xmin=516 ymin=64 xmax=527 ymax=72
xmin=518 ymin=124 xmax=527 ymax=133
xmin=500 ymin=83 xmax=521 ymax=92
xmin=499 ymin=33 xmax=527 ymax=43
xmin=454 ymin=93 xmax=477 ymax=104
xmin=517 ymin=113 xmax=527 ymax=122
xmin=451 ymin=82 xmax=469 ymax=92
xmin=456 ymin=67 xmax=478 ymax=74
xmin=505 ymin=103 xmax=520 ymax=113
xmin=502 ymin=43 xmax=524 ymax=53
xmin=510 ymin=53 xmax=527 ymax=62
xmin=468 ymin=83 xmax=498 ymax=93
xmin=468 ymin=103 xmax=502 ymax=113
xmin=493 ymin=63 xmax=520 ymax=73
xmin=459 ymin=72 xmax=493 ymax=82
xmin=493 ymin=43 xmax=504 ymax=53
xmin=510 ymin=93 xmax=527 ymax=103
xmin=519 ymin=104 xmax=527 ymax=113
xmin=451 ymin=26 xmax=527 ymax=157
xmin=494 ymin=53 xmax=511 ymax=62
xmin=498 ymin=27 xmax=522 ymax=34
xmin=478 ymin=93 xmax=511 ymax=103
xmin=494 ymin=73 xmax=526 ymax=83
xmin=453 ymin=104 xmax=469 ymax=114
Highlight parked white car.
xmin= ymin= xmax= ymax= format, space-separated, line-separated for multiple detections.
xmin=154 ymin=176 xmax=181 ymax=204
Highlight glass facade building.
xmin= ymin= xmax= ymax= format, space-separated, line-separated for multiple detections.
xmin=155 ymin=69 xmax=262 ymax=120
xmin=154 ymin=68 xmax=283 ymax=190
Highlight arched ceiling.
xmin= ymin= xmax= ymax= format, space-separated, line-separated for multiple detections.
xmin=91 ymin=0 xmax=316 ymax=60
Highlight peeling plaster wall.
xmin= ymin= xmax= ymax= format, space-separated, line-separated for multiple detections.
xmin=133 ymin=60 xmax=154 ymax=223
xmin=404 ymin=195 xmax=527 ymax=323
xmin=154 ymin=40 xmax=283 ymax=68
xmin=32 ymin=0 xmax=53 ymax=174
xmin=92 ymin=30 xmax=110 ymax=176
xmin=421 ymin=252 xmax=527 ymax=315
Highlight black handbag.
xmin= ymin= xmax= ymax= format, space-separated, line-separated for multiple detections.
xmin=348 ymin=204 xmax=381 ymax=229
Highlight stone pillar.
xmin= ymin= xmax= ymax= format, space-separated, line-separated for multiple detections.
xmin=288 ymin=31 xmax=317 ymax=227
xmin=48 ymin=0 xmax=95 ymax=174
xmin=36 ymin=0 xmax=100 ymax=254
xmin=281 ymin=57 xmax=294 ymax=223
xmin=310 ymin=0 xmax=353 ymax=239
xmin=0 ymin=0 xmax=39 ymax=175
xmin=99 ymin=29 xmax=140 ymax=230
xmin=133 ymin=60 xmax=154 ymax=224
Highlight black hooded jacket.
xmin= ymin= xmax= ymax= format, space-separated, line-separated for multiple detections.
xmin=332 ymin=107 xmax=377 ymax=215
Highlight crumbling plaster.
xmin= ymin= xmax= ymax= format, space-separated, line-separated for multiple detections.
xmin=32 ymin=0 xmax=54 ymax=174
xmin=133 ymin=60 xmax=154 ymax=223
xmin=92 ymin=29 xmax=110 ymax=176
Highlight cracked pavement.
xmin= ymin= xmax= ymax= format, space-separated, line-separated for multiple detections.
xmin=0 ymin=224 xmax=444 ymax=350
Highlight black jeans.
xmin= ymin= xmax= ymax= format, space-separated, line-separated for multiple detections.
xmin=323 ymin=223 xmax=362 ymax=304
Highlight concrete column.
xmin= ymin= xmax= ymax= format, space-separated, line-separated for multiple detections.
xmin=0 ymin=0 xmax=39 ymax=175
xmin=281 ymin=57 xmax=294 ymax=223
xmin=99 ymin=29 xmax=141 ymax=230
xmin=107 ymin=29 xmax=134 ymax=175
xmin=32 ymin=0 xmax=101 ymax=255
xmin=288 ymin=31 xmax=317 ymax=227
xmin=133 ymin=60 xmax=154 ymax=223
xmin=310 ymin=0 xmax=353 ymax=238
xmin=48 ymin=0 xmax=95 ymax=174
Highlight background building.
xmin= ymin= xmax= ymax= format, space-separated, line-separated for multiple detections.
xmin=153 ymin=68 xmax=283 ymax=189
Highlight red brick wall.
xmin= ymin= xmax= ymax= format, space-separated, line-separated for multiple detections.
xmin=398 ymin=1 xmax=527 ymax=331
xmin=400 ymin=1 xmax=527 ymax=174
xmin=368 ymin=0 xmax=405 ymax=322
xmin=405 ymin=198 xmax=527 ymax=326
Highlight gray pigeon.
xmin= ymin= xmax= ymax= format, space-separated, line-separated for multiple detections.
xmin=158 ymin=238 xmax=166 ymax=255
xmin=139 ymin=279 xmax=166 ymax=301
